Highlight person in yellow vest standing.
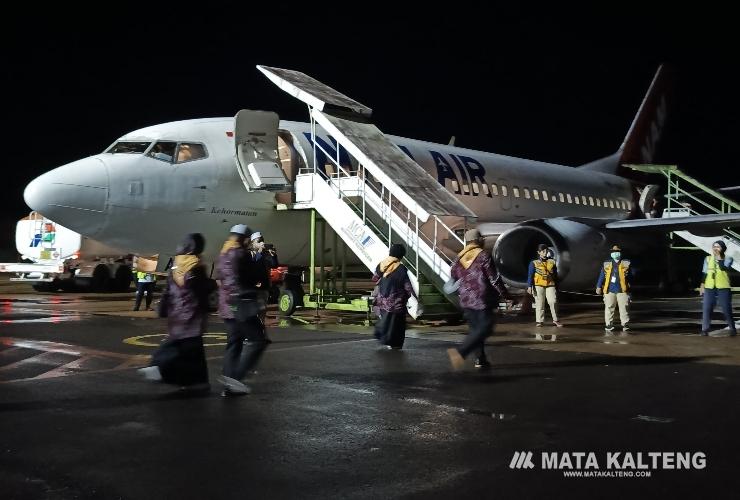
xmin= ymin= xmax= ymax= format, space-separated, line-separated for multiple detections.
xmin=527 ymin=244 xmax=563 ymax=328
xmin=596 ymin=245 xmax=631 ymax=335
xmin=133 ymin=268 xmax=157 ymax=311
xmin=700 ymin=240 xmax=736 ymax=336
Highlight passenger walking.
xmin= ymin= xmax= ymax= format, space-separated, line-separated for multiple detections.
xmin=372 ymin=243 xmax=417 ymax=350
xmin=527 ymin=244 xmax=563 ymax=327
xmin=138 ymin=233 xmax=213 ymax=393
xmin=447 ymin=229 xmax=508 ymax=370
xmin=217 ymin=225 xmax=269 ymax=397
xmin=700 ymin=240 xmax=736 ymax=336
xmin=596 ymin=245 xmax=632 ymax=335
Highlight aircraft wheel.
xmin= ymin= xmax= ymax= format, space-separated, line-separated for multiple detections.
xmin=278 ymin=289 xmax=297 ymax=316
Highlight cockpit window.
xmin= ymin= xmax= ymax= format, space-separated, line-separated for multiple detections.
xmin=176 ymin=143 xmax=207 ymax=163
xmin=147 ymin=141 xmax=177 ymax=163
xmin=106 ymin=141 xmax=151 ymax=154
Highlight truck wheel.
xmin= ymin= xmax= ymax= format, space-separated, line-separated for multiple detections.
xmin=278 ymin=289 xmax=297 ymax=316
xmin=112 ymin=265 xmax=132 ymax=292
xmin=32 ymin=280 xmax=59 ymax=292
xmin=90 ymin=264 xmax=110 ymax=292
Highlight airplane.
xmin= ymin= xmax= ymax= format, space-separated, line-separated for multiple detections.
xmin=21 ymin=65 xmax=740 ymax=296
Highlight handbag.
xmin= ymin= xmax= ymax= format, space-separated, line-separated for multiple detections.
xmin=157 ymin=287 xmax=170 ymax=318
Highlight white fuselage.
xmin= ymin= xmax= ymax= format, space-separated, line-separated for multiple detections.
xmin=23 ymin=118 xmax=635 ymax=267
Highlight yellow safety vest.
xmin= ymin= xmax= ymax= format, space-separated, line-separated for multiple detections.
xmin=602 ymin=260 xmax=630 ymax=293
xmin=704 ymin=256 xmax=730 ymax=289
xmin=135 ymin=271 xmax=156 ymax=281
xmin=532 ymin=259 xmax=556 ymax=287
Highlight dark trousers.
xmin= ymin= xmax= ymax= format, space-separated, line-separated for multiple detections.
xmin=134 ymin=282 xmax=155 ymax=310
xmin=151 ymin=336 xmax=209 ymax=387
xmin=374 ymin=311 xmax=406 ymax=348
xmin=223 ymin=317 xmax=268 ymax=381
xmin=702 ymin=288 xmax=736 ymax=333
xmin=458 ymin=308 xmax=494 ymax=361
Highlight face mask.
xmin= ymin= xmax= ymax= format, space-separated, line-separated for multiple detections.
xmin=611 ymin=252 xmax=621 ymax=261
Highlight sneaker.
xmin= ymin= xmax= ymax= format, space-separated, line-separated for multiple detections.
xmin=474 ymin=358 xmax=491 ymax=369
xmin=604 ymin=325 xmax=615 ymax=332
xmin=536 ymin=323 xmax=544 ymax=327
xmin=137 ymin=366 xmax=162 ymax=382
xmin=221 ymin=388 xmax=249 ymax=398
xmin=553 ymin=321 xmax=564 ymax=328
xmin=621 ymin=325 xmax=630 ymax=334
xmin=219 ymin=375 xmax=251 ymax=394
xmin=701 ymin=331 xmax=709 ymax=337
xmin=447 ymin=348 xmax=465 ymax=371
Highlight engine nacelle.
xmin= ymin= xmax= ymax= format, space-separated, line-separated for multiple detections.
xmin=493 ymin=218 xmax=611 ymax=291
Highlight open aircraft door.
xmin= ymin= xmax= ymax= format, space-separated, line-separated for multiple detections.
xmin=234 ymin=109 xmax=290 ymax=191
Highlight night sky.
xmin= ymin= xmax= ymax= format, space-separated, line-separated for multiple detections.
xmin=1 ymin=7 xmax=737 ymax=259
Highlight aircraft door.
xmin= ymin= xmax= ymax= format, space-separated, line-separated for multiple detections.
xmin=498 ymin=178 xmax=512 ymax=211
xmin=234 ymin=109 xmax=290 ymax=191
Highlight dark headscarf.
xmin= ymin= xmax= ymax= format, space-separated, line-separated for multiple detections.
xmin=176 ymin=233 xmax=205 ymax=255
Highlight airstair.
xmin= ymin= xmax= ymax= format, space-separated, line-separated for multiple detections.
xmin=626 ymin=164 xmax=740 ymax=272
xmin=257 ymin=66 xmax=477 ymax=319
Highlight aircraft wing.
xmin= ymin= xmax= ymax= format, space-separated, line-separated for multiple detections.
xmin=604 ymin=213 xmax=740 ymax=231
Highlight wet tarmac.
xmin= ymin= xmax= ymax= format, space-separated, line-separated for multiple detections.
xmin=2 ymin=277 xmax=740 ymax=498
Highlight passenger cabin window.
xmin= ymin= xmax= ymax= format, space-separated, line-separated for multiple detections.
xmin=524 ymin=188 xmax=531 ymax=199
xmin=542 ymin=191 xmax=549 ymax=201
xmin=481 ymin=184 xmax=490 ymax=196
xmin=491 ymin=183 xmax=499 ymax=195
xmin=533 ymin=189 xmax=540 ymax=200
xmin=558 ymin=193 xmax=565 ymax=203
xmin=106 ymin=141 xmax=150 ymax=154
xmin=452 ymin=180 xmax=460 ymax=193
xmin=566 ymin=194 xmax=573 ymax=203
xmin=472 ymin=182 xmax=480 ymax=195
xmin=513 ymin=186 xmax=520 ymax=198
xmin=581 ymin=196 xmax=587 ymax=205
xmin=574 ymin=195 xmax=580 ymax=205
xmin=501 ymin=185 xmax=509 ymax=196
xmin=602 ymin=198 xmax=608 ymax=207
xmin=176 ymin=143 xmax=207 ymax=163
xmin=147 ymin=141 xmax=177 ymax=163
xmin=609 ymin=199 xmax=615 ymax=208
xmin=588 ymin=196 xmax=595 ymax=206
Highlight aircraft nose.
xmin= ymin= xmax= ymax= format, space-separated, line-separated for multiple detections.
xmin=24 ymin=157 xmax=109 ymax=235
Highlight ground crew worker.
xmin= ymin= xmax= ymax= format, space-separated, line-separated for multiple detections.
xmin=596 ymin=245 xmax=631 ymax=335
xmin=133 ymin=267 xmax=156 ymax=311
xmin=700 ymin=240 xmax=736 ymax=336
xmin=527 ymin=244 xmax=563 ymax=327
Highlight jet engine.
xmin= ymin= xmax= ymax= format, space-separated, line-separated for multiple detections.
xmin=493 ymin=218 xmax=613 ymax=291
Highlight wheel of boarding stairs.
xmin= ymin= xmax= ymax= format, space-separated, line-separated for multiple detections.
xmin=278 ymin=289 xmax=297 ymax=316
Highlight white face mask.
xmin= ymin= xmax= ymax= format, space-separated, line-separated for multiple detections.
xmin=611 ymin=252 xmax=621 ymax=261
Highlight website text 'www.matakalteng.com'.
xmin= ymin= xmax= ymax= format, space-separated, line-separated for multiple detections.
xmin=509 ymin=451 xmax=707 ymax=478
